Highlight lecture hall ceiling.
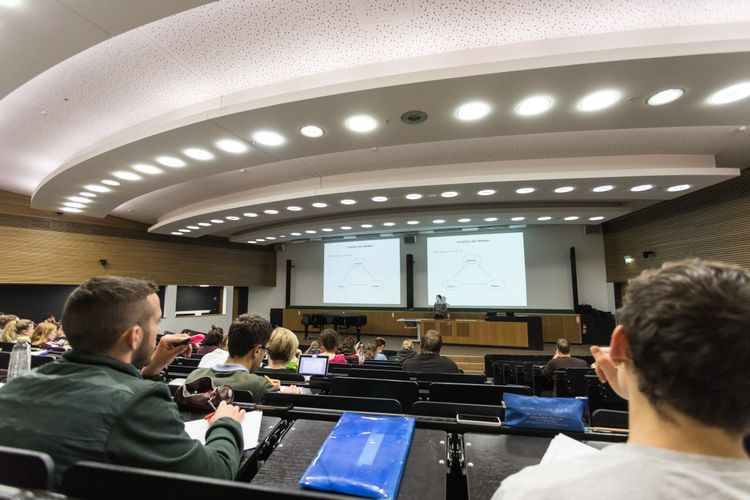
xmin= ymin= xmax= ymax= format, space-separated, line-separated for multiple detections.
xmin=1 ymin=0 xmax=750 ymax=245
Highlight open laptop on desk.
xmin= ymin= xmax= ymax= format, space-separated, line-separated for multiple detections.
xmin=297 ymin=354 xmax=329 ymax=376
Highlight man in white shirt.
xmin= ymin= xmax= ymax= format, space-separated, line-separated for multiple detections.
xmin=198 ymin=346 xmax=228 ymax=368
xmin=494 ymin=259 xmax=750 ymax=499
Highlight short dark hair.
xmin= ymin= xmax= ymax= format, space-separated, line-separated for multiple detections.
xmin=374 ymin=337 xmax=386 ymax=348
xmin=62 ymin=276 xmax=158 ymax=353
xmin=319 ymin=329 xmax=338 ymax=352
xmin=202 ymin=328 xmax=224 ymax=347
xmin=555 ymin=338 xmax=571 ymax=354
xmin=618 ymin=259 xmax=750 ymax=434
xmin=421 ymin=330 xmax=443 ymax=354
xmin=342 ymin=336 xmax=355 ymax=349
xmin=227 ymin=314 xmax=272 ymax=358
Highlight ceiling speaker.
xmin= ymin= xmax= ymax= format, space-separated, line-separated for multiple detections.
xmin=403 ymin=235 xmax=417 ymax=244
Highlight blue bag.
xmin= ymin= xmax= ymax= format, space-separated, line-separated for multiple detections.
xmin=503 ymin=393 xmax=586 ymax=432
xmin=299 ymin=412 xmax=415 ymax=499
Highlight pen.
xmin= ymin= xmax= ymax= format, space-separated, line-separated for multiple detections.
xmin=204 ymin=411 xmax=215 ymax=421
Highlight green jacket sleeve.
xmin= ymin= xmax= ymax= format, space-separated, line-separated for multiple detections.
xmin=104 ymin=383 xmax=243 ymax=480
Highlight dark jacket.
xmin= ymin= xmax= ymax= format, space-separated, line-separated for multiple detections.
xmin=391 ymin=348 xmax=417 ymax=363
xmin=186 ymin=365 xmax=277 ymax=404
xmin=0 ymin=350 xmax=243 ymax=486
xmin=542 ymin=356 xmax=589 ymax=379
xmin=401 ymin=352 xmax=461 ymax=373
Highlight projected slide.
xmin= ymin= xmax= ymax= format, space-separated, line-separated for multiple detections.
xmin=427 ymin=233 xmax=527 ymax=307
xmin=324 ymin=238 xmax=401 ymax=304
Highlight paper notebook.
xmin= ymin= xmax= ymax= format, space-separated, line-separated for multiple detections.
xmin=183 ymin=410 xmax=262 ymax=451
xmin=540 ymin=433 xmax=600 ymax=464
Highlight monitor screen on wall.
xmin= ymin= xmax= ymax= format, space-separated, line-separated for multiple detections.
xmin=323 ymin=238 xmax=401 ymax=305
xmin=427 ymin=232 xmax=527 ymax=307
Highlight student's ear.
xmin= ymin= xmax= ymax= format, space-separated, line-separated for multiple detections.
xmin=609 ymin=325 xmax=630 ymax=365
xmin=122 ymin=325 xmax=141 ymax=350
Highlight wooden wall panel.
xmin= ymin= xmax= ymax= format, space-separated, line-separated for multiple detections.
xmin=603 ymin=169 xmax=750 ymax=283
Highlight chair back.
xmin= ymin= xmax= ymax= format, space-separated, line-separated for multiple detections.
xmin=356 ymin=361 xmax=402 ymax=371
xmin=347 ymin=368 xmax=410 ymax=380
xmin=590 ymin=409 xmax=628 ymax=429
xmin=331 ymin=377 xmax=419 ymax=411
xmin=553 ymin=368 xmax=592 ymax=397
xmin=416 ymin=372 xmax=486 ymax=384
xmin=262 ymin=392 xmax=402 ymax=413
xmin=170 ymin=356 xmax=201 ymax=368
xmin=410 ymin=401 xmax=504 ymax=419
xmin=429 ymin=382 xmax=531 ymax=405
xmin=585 ymin=374 xmax=628 ymax=412
xmin=0 ymin=445 xmax=55 ymax=490
xmin=255 ymin=369 xmax=305 ymax=383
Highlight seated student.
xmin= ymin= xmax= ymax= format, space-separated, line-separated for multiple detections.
xmin=339 ymin=336 xmax=358 ymax=359
xmin=317 ymin=329 xmax=347 ymax=364
xmin=494 ymin=259 xmax=750 ymax=499
xmin=392 ymin=339 xmax=417 ymax=363
xmin=0 ymin=276 xmax=245 ymax=487
xmin=373 ymin=337 xmax=388 ymax=361
xmin=0 ymin=314 xmax=19 ymax=336
xmin=259 ymin=327 xmax=299 ymax=373
xmin=30 ymin=322 xmax=58 ymax=349
xmin=305 ymin=340 xmax=321 ymax=355
xmin=362 ymin=341 xmax=379 ymax=361
xmin=401 ymin=330 xmax=460 ymax=373
xmin=186 ymin=314 xmax=299 ymax=403
xmin=198 ymin=334 xmax=229 ymax=368
xmin=196 ymin=326 xmax=224 ymax=355
xmin=541 ymin=338 xmax=588 ymax=379
xmin=1 ymin=318 xmax=34 ymax=343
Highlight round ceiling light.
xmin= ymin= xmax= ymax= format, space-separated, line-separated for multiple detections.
xmin=264 ymin=209 xmax=279 ymax=214
xmin=458 ymin=218 xmax=471 ymax=222
xmin=113 ymin=171 xmax=141 ymax=181
xmin=484 ymin=217 xmax=498 ymax=222
xmin=198 ymin=222 xmax=211 ymax=227
xmin=84 ymin=184 xmax=111 ymax=193
xmin=456 ymin=101 xmax=491 ymax=121
xmin=708 ymin=82 xmax=750 ymax=105
xmin=183 ymin=148 xmax=214 ymax=160
xmin=215 ymin=139 xmax=249 ymax=153
xmin=226 ymin=216 xmax=240 ymax=221
xmin=243 ymin=212 xmax=258 ymax=217
xmin=79 ymin=192 xmax=97 ymax=197
xmin=290 ymin=232 xmax=302 ymax=236
xmin=132 ymin=164 xmax=162 ymax=175
xmin=578 ymin=89 xmax=621 ymax=112
xmin=647 ymin=88 xmax=684 ymax=106
xmin=432 ymin=219 xmax=446 ymax=224
xmin=589 ymin=216 xmax=606 ymax=221
xmin=383 ymin=222 xmax=395 ymax=227
xmin=63 ymin=202 xmax=85 ymax=208
xmin=372 ymin=196 xmax=388 ymax=202
xmin=407 ymin=220 xmax=419 ymax=225
xmin=321 ymin=228 xmax=334 ymax=232
xmin=210 ymin=219 xmax=224 ymax=224
xmin=515 ymin=187 xmax=535 ymax=194
xmin=405 ymin=193 xmax=423 ymax=200
xmin=287 ymin=206 xmax=302 ymax=211
xmin=340 ymin=226 xmax=352 ymax=230
xmin=252 ymin=130 xmax=285 ymax=146
xmin=340 ymin=199 xmax=357 ymax=205
xmin=593 ymin=185 xmax=615 ymax=192
xmin=101 ymin=179 xmax=120 ymax=186
xmin=68 ymin=196 xmax=91 ymax=203
xmin=554 ymin=186 xmax=575 ymax=193
xmin=537 ymin=216 xmax=552 ymax=221
xmin=299 ymin=125 xmax=325 ymax=138
xmin=477 ymin=189 xmax=495 ymax=196
xmin=60 ymin=207 xmax=82 ymax=213
xmin=441 ymin=191 xmax=458 ymax=198
xmin=564 ymin=216 xmax=580 ymax=221
xmin=511 ymin=216 xmax=525 ymax=221
xmin=667 ymin=184 xmax=691 ymax=192
xmin=345 ymin=115 xmax=378 ymax=133
xmin=155 ymin=156 xmax=187 ymax=167
xmin=360 ymin=224 xmax=373 ymax=228
xmin=312 ymin=202 xmax=328 ymax=208
xmin=516 ymin=95 xmax=553 ymax=116
xmin=630 ymin=184 xmax=654 ymax=192
xmin=187 ymin=225 xmax=200 ymax=230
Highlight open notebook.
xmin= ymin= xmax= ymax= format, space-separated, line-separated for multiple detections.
xmin=183 ymin=410 xmax=263 ymax=451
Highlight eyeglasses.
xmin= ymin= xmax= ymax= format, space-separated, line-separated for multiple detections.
xmin=257 ymin=345 xmax=271 ymax=354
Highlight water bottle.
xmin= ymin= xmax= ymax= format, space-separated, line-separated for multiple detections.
xmin=7 ymin=336 xmax=31 ymax=380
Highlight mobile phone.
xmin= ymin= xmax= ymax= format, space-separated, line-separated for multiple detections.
xmin=456 ymin=414 xmax=502 ymax=427
xmin=175 ymin=334 xmax=205 ymax=346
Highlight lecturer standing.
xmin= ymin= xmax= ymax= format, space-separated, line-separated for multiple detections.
xmin=433 ymin=294 xmax=448 ymax=319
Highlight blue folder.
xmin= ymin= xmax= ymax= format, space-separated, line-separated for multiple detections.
xmin=299 ymin=412 xmax=415 ymax=499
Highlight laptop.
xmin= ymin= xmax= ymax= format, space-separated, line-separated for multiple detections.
xmin=297 ymin=354 xmax=329 ymax=376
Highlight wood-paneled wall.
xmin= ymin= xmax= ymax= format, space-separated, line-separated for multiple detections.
xmin=603 ymin=169 xmax=750 ymax=283
xmin=0 ymin=190 xmax=276 ymax=286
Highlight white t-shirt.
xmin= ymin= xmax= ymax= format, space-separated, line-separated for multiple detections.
xmin=494 ymin=444 xmax=750 ymax=500
xmin=197 ymin=348 xmax=228 ymax=368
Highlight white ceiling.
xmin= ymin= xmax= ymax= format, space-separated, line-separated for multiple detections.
xmin=2 ymin=0 xmax=750 ymax=246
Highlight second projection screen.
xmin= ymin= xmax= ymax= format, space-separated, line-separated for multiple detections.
xmin=323 ymin=238 xmax=401 ymax=304
xmin=427 ymin=232 xmax=527 ymax=307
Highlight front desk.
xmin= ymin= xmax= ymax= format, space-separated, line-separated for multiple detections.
xmin=421 ymin=317 xmax=544 ymax=350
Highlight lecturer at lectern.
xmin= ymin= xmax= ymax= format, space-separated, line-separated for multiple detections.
xmin=433 ymin=294 xmax=448 ymax=319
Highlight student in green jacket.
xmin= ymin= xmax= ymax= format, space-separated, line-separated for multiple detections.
xmin=186 ymin=314 xmax=299 ymax=403
xmin=0 ymin=276 xmax=246 ymax=487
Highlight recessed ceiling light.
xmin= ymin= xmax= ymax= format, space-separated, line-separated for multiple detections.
xmin=226 ymin=216 xmax=240 ymax=221
xmin=458 ymin=218 xmax=471 ymax=222
xmin=132 ymin=164 xmax=162 ymax=175
xmin=383 ymin=222 xmax=395 ymax=227
xmin=279 ymin=235 xmax=286 ymax=238
xmin=311 ymin=202 xmax=328 ymax=208
xmin=589 ymin=216 xmax=606 ymax=221
xmin=290 ymin=232 xmax=302 ymax=236
xmin=407 ymin=221 xmax=419 ymax=225
xmin=243 ymin=212 xmax=258 ymax=217
xmin=321 ymin=228 xmax=334 ymax=232
xmin=84 ymin=184 xmax=110 ymax=193
xmin=187 ymin=225 xmax=200 ymax=230
xmin=554 ymin=186 xmax=575 ymax=193
xmin=183 ymin=148 xmax=214 ymax=160
xmin=515 ymin=187 xmax=535 ymax=194
xmin=101 ymin=179 xmax=120 ymax=186
xmin=79 ymin=192 xmax=97 ymax=197
xmin=210 ymin=219 xmax=224 ymax=224
xmin=511 ymin=216 xmax=525 ymax=221
xmin=215 ymin=139 xmax=249 ymax=153
xmin=456 ymin=101 xmax=491 ymax=121
xmin=264 ymin=209 xmax=279 ymax=214
xmin=578 ymin=89 xmax=621 ymax=112
xmin=299 ymin=125 xmax=324 ymax=138
xmin=484 ymin=217 xmax=498 ymax=222
xmin=340 ymin=199 xmax=356 ymax=205
xmin=256 ymin=238 xmax=266 ymax=242
xmin=0 ymin=0 xmax=23 ymax=8
xmin=441 ymin=191 xmax=458 ymax=198
xmin=286 ymin=206 xmax=302 ymax=211
xmin=247 ymin=241 xmax=257 ymax=244
xmin=68 ymin=196 xmax=91 ymax=203
xmin=171 ymin=232 xmax=183 ymax=236
xmin=537 ymin=216 xmax=552 ymax=221
xmin=155 ymin=156 xmax=187 ymax=168
xmin=405 ymin=193 xmax=423 ymax=200
xmin=667 ymin=184 xmax=691 ymax=192
xmin=60 ymin=207 xmax=82 ymax=213
xmin=63 ymin=202 xmax=85 ymax=208
xmin=198 ymin=222 xmax=211 ymax=227
xmin=360 ymin=224 xmax=373 ymax=228
xmin=113 ymin=171 xmax=141 ymax=181
xmin=433 ymin=219 xmax=446 ymax=224
xmin=266 ymin=236 xmax=277 ymax=240
xmin=340 ymin=226 xmax=352 ymax=230
xmin=564 ymin=216 xmax=580 ymax=221
xmin=345 ymin=114 xmax=378 ymax=133
xmin=178 ymin=229 xmax=191 ymax=233
xmin=630 ymin=184 xmax=654 ymax=192
xmin=516 ymin=95 xmax=553 ymax=116
xmin=647 ymin=88 xmax=684 ymax=106
xmin=593 ymin=185 xmax=614 ymax=192
xmin=708 ymin=82 xmax=750 ymax=105
xmin=477 ymin=189 xmax=495 ymax=196
xmin=305 ymin=230 xmax=317 ymax=234
xmin=372 ymin=196 xmax=388 ymax=202
xmin=252 ymin=130 xmax=285 ymax=146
